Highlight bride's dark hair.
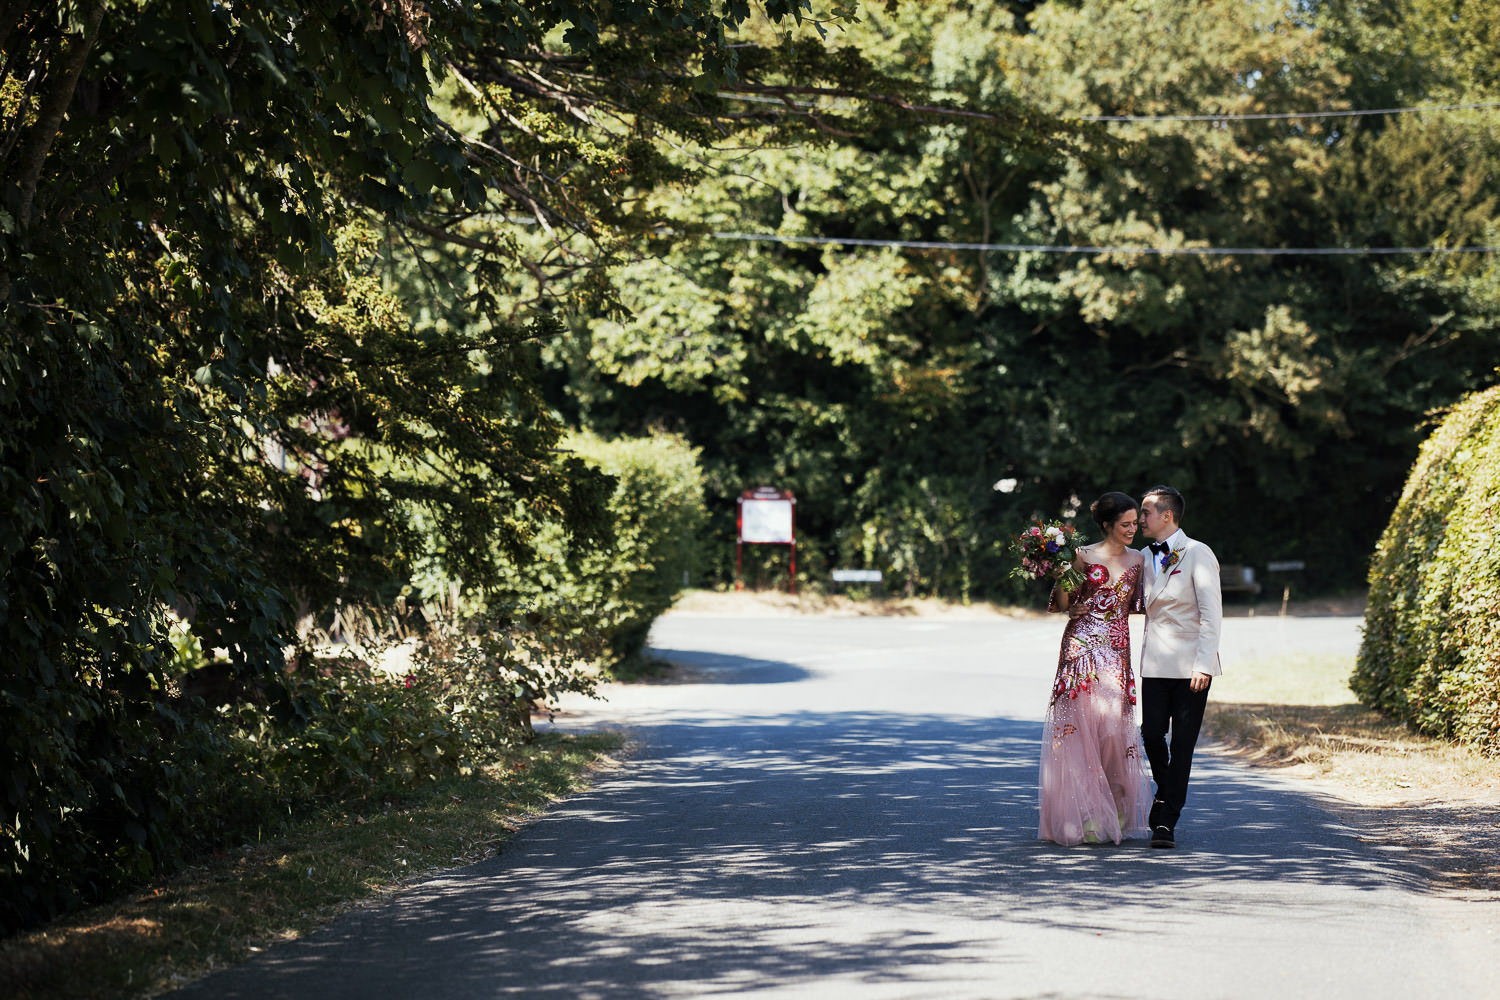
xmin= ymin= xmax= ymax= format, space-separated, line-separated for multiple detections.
xmin=1089 ymin=491 xmax=1138 ymax=531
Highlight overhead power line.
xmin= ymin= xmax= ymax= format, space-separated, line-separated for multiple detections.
xmin=707 ymin=232 xmax=1499 ymax=256
xmin=1079 ymin=101 xmax=1500 ymax=123
xmin=718 ymin=91 xmax=1500 ymax=124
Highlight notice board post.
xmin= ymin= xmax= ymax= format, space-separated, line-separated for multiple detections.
xmin=1266 ymin=559 xmax=1305 ymax=617
xmin=737 ymin=487 xmax=796 ymax=594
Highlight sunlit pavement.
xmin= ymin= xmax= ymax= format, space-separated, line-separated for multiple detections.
xmin=172 ymin=610 xmax=1497 ymax=999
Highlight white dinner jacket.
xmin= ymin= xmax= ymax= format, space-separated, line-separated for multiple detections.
xmin=1140 ymin=529 xmax=1223 ymax=679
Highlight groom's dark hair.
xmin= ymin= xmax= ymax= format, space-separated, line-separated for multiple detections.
xmin=1143 ymin=484 xmax=1185 ymax=523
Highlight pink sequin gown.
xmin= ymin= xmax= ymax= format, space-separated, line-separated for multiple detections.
xmin=1038 ymin=562 xmax=1151 ymax=845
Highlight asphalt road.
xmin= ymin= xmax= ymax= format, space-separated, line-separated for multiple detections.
xmin=171 ymin=609 xmax=1497 ymax=999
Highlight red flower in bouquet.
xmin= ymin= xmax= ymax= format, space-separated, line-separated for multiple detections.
xmin=1010 ymin=518 xmax=1086 ymax=592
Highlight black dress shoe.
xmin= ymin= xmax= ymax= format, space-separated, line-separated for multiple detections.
xmin=1150 ymin=825 xmax=1175 ymax=848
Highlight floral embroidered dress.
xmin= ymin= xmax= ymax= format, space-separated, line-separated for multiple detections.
xmin=1038 ymin=561 xmax=1151 ymax=845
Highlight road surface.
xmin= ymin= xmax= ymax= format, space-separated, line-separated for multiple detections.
xmin=171 ymin=609 xmax=1496 ymax=999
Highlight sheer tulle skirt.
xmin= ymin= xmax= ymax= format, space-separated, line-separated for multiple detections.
xmin=1038 ymin=648 xmax=1151 ymax=846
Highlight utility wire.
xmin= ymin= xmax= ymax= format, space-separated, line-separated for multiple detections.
xmin=707 ymin=232 xmax=1498 ymax=256
xmin=501 ymin=220 xmax=1495 ymax=256
xmin=719 ymin=91 xmax=1500 ymax=123
xmin=1079 ymin=101 xmax=1500 ymax=122
xmin=700 ymin=96 xmax=1499 ymax=254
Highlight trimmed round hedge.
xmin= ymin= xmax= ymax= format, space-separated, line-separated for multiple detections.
xmin=1353 ymin=380 xmax=1500 ymax=753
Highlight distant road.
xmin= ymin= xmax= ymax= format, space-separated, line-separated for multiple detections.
xmin=172 ymin=609 xmax=1496 ymax=999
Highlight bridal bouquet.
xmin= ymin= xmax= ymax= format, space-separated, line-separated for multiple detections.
xmin=1011 ymin=519 xmax=1086 ymax=592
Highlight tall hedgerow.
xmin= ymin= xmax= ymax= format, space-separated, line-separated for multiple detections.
xmin=1353 ymin=380 xmax=1500 ymax=752
xmin=545 ymin=430 xmax=708 ymax=671
xmin=409 ymin=430 xmax=708 ymax=674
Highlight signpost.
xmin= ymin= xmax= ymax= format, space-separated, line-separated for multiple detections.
xmin=737 ymin=487 xmax=796 ymax=593
xmin=1266 ymin=559 xmax=1306 ymax=616
xmin=831 ymin=568 xmax=884 ymax=597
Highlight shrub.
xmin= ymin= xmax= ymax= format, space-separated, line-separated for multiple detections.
xmin=1353 ymin=380 xmax=1500 ymax=752
xmin=521 ymin=430 xmax=708 ymax=671
xmin=402 ymin=428 xmax=706 ymax=673
xmin=0 ymin=599 xmax=604 ymax=934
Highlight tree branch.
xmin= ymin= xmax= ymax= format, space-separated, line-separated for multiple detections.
xmin=13 ymin=0 xmax=104 ymax=231
xmin=402 ymin=216 xmax=496 ymax=253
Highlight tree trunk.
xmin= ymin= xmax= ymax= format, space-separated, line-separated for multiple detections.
xmin=12 ymin=0 xmax=105 ymax=232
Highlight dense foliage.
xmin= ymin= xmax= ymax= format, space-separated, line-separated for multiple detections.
xmin=549 ymin=0 xmax=1500 ymax=599
xmin=1353 ymin=381 xmax=1500 ymax=752
xmin=407 ymin=429 xmax=710 ymax=673
xmin=550 ymin=431 xmax=709 ymax=669
xmin=0 ymin=0 xmax=595 ymax=931
xmin=11 ymin=0 xmax=1048 ymax=932
xmin=4 ymin=0 xmax=1497 ymax=932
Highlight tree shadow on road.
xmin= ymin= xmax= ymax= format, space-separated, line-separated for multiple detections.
xmin=171 ymin=652 xmax=1453 ymax=999
xmin=639 ymin=647 xmax=814 ymax=685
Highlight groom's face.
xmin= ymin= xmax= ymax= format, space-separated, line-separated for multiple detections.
xmin=1140 ymin=498 xmax=1171 ymax=541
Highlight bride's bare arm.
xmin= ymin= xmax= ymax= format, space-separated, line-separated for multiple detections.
xmin=1049 ymin=583 xmax=1069 ymax=612
xmin=1048 ymin=551 xmax=1088 ymax=613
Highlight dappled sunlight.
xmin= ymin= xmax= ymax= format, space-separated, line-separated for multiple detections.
xmin=168 ymin=628 xmax=1495 ymax=999
xmin=177 ymin=698 xmax=1440 ymax=997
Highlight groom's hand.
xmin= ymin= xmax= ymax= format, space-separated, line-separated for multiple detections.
xmin=1189 ymin=670 xmax=1212 ymax=693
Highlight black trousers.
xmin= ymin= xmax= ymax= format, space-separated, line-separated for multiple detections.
xmin=1140 ymin=676 xmax=1211 ymax=831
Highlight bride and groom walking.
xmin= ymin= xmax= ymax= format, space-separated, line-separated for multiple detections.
xmin=1037 ymin=485 xmax=1223 ymax=849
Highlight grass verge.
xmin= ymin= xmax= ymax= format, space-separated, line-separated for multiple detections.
xmin=1 ymin=730 xmax=626 ymax=1000
xmin=1202 ymin=653 xmax=1500 ymax=896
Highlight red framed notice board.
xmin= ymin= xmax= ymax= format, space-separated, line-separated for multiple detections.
xmin=736 ymin=487 xmax=796 ymax=593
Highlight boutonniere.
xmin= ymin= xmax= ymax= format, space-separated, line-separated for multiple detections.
xmin=1164 ymin=550 xmax=1182 ymax=571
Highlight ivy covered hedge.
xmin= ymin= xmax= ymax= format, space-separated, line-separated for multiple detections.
xmin=1 ymin=427 xmax=705 ymax=933
xmin=1353 ymin=381 xmax=1500 ymax=753
xmin=408 ymin=428 xmax=708 ymax=671
xmin=505 ymin=430 xmax=708 ymax=672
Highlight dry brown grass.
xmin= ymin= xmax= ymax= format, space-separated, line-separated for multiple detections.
xmin=1202 ymin=653 xmax=1500 ymax=898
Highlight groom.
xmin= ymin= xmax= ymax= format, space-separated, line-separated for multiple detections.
xmin=1138 ymin=484 xmax=1222 ymax=849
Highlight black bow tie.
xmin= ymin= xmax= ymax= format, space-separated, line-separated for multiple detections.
xmin=1148 ymin=542 xmax=1170 ymax=555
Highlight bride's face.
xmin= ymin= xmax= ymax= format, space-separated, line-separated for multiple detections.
xmin=1109 ymin=510 xmax=1139 ymax=547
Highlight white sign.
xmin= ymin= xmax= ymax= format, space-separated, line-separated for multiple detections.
xmin=740 ymin=498 xmax=794 ymax=543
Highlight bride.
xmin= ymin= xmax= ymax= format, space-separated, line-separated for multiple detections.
xmin=1037 ymin=491 xmax=1151 ymax=846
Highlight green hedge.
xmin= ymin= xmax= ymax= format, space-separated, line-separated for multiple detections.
xmin=1 ymin=429 xmax=704 ymax=933
xmin=1353 ymin=380 xmax=1500 ymax=752
xmin=513 ymin=430 xmax=707 ymax=671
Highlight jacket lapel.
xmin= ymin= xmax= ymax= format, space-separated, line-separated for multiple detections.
xmin=1146 ymin=534 xmax=1190 ymax=605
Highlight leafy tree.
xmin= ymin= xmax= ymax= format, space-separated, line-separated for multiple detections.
xmin=548 ymin=0 xmax=1500 ymax=597
xmin=536 ymin=6 xmax=1058 ymax=598
xmin=8 ymin=0 xmax=1087 ymax=929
